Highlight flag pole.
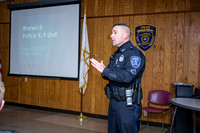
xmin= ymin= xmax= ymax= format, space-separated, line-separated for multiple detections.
xmin=75 ymin=88 xmax=87 ymax=120
xmin=76 ymin=7 xmax=89 ymax=121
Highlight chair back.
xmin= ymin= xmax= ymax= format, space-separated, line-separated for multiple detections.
xmin=148 ymin=90 xmax=172 ymax=105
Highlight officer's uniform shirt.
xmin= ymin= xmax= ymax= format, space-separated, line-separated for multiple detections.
xmin=102 ymin=40 xmax=145 ymax=88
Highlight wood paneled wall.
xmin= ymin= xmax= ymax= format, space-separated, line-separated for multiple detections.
xmin=0 ymin=0 xmax=200 ymax=124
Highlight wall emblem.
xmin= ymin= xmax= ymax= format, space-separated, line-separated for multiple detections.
xmin=135 ymin=25 xmax=156 ymax=51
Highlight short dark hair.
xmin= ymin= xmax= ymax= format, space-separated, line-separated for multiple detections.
xmin=113 ymin=23 xmax=131 ymax=38
xmin=113 ymin=23 xmax=129 ymax=28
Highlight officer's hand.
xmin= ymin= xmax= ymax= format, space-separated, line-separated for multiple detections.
xmin=90 ymin=58 xmax=105 ymax=73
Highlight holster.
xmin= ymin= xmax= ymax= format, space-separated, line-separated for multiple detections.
xmin=137 ymin=84 xmax=142 ymax=105
xmin=104 ymin=84 xmax=112 ymax=99
xmin=132 ymin=88 xmax=137 ymax=104
xmin=132 ymin=81 xmax=143 ymax=105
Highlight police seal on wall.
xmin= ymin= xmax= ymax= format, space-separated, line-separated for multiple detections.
xmin=135 ymin=25 xmax=156 ymax=51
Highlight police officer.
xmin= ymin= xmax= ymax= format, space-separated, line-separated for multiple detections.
xmin=90 ymin=23 xmax=145 ymax=133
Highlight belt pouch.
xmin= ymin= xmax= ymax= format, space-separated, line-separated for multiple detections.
xmin=112 ymin=87 xmax=121 ymax=101
xmin=118 ymin=87 xmax=126 ymax=101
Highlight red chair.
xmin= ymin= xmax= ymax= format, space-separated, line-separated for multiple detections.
xmin=0 ymin=100 xmax=5 ymax=111
xmin=142 ymin=90 xmax=173 ymax=132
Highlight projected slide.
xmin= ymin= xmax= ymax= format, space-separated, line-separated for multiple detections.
xmin=9 ymin=3 xmax=80 ymax=79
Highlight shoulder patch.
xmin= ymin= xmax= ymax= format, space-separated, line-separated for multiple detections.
xmin=130 ymin=56 xmax=141 ymax=69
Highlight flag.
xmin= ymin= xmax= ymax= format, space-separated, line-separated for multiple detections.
xmin=79 ymin=10 xmax=90 ymax=95
xmin=0 ymin=59 xmax=2 ymax=80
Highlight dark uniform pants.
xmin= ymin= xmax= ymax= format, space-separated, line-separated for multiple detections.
xmin=108 ymin=98 xmax=142 ymax=133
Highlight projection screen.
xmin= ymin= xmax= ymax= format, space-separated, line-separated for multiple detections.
xmin=8 ymin=0 xmax=81 ymax=80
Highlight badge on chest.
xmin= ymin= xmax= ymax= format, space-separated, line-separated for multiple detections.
xmin=115 ymin=55 xmax=124 ymax=66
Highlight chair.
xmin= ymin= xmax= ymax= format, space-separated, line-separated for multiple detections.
xmin=142 ymin=90 xmax=173 ymax=133
xmin=0 ymin=100 xmax=5 ymax=111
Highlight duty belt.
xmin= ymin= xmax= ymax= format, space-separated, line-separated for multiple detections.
xmin=104 ymin=83 xmax=142 ymax=105
xmin=104 ymin=85 xmax=133 ymax=101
